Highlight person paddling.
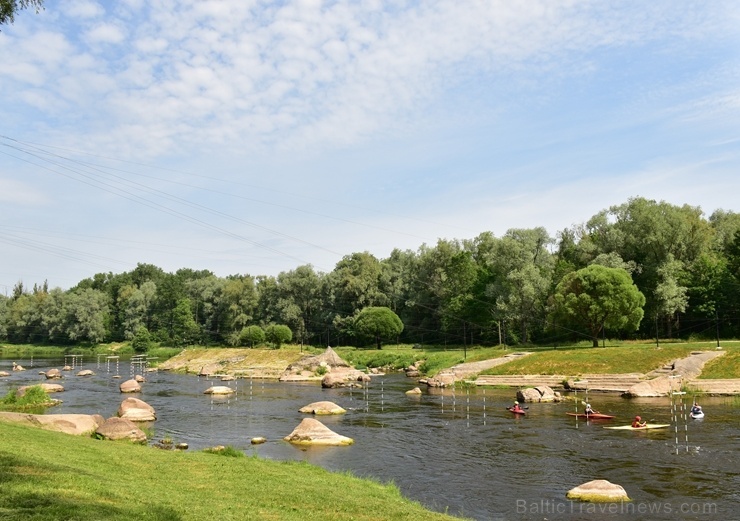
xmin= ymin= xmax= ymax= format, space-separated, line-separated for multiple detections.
xmin=510 ymin=401 xmax=523 ymax=413
xmin=632 ymin=415 xmax=647 ymax=428
xmin=584 ymin=403 xmax=598 ymax=415
xmin=691 ymin=402 xmax=702 ymax=415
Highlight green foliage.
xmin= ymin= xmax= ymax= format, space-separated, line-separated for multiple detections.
xmin=241 ymin=324 xmax=265 ymax=347
xmin=131 ymin=325 xmax=152 ymax=353
xmin=4 ymin=197 xmax=740 ymax=349
xmin=0 ymin=0 xmax=44 ymax=27
xmin=549 ymin=264 xmax=646 ymax=347
xmin=171 ymin=298 xmax=200 ymax=346
xmin=354 ymin=306 xmax=404 ymax=349
xmin=0 ymin=385 xmax=54 ymax=412
xmin=265 ymin=324 xmax=292 ymax=348
xmin=203 ymin=445 xmax=245 ymax=458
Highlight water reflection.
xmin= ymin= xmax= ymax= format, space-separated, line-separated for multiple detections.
xmin=1 ymin=357 xmax=738 ymax=521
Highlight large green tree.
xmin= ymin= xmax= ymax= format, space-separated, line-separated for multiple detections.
xmin=548 ymin=265 xmax=645 ymax=347
xmin=354 ymin=306 xmax=404 ymax=349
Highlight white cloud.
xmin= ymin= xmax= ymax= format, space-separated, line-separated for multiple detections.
xmin=84 ymin=22 xmax=126 ymax=44
xmin=65 ymin=0 xmax=105 ymax=20
xmin=0 ymin=178 xmax=48 ymax=205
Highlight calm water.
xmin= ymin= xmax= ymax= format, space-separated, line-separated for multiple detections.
xmin=2 ymin=357 xmax=738 ymax=521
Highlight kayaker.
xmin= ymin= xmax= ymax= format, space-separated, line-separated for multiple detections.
xmin=632 ymin=415 xmax=647 ymax=428
xmin=511 ymin=401 xmax=523 ymax=413
xmin=691 ymin=402 xmax=702 ymax=415
xmin=584 ymin=403 xmax=596 ymax=415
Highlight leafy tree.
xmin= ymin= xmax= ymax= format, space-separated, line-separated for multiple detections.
xmin=264 ymin=324 xmax=292 ymax=349
xmin=171 ymin=298 xmax=200 ymax=346
xmin=65 ymin=288 xmax=110 ymax=343
xmin=0 ymin=294 xmax=7 ymax=339
xmin=354 ymin=306 xmax=404 ymax=349
xmin=240 ymin=325 xmax=265 ymax=347
xmin=120 ymin=281 xmax=157 ymax=340
xmin=586 ymin=197 xmax=711 ymax=327
xmin=654 ymin=254 xmax=688 ymax=338
xmin=274 ymin=265 xmax=322 ymax=347
xmin=483 ymin=228 xmax=554 ymax=345
xmin=131 ymin=326 xmax=152 ymax=353
xmin=329 ymin=252 xmax=388 ymax=317
xmin=186 ymin=275 xmax=226 ymax=343
xmin=549 ymin=265 xmax=645 ymax=347
xmin=221 ymin=275 xmax=258 ymax=335
xmin=0 ymin=0 xmax=43 ymax=28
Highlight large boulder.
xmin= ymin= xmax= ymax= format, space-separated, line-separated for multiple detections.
xmin=0 ymin=371 xmax=9 ymax=377
xmin=204 ymin=385 xmax=235 ymax=395
xmin=45 ymin=368 xmax=62 ymax=379
xmin=77 ymin=369 xmax=95 ymax=376
xmin=283 ymin=418 xmax=353 ymax=446
xmin=119 ymin=379 xmax=142 ymax=393
xmin=117 ymin=397 xmax=156 ymax=422
xmin=95 ymin=417 xmax=147 ymax=443
xmin=299 ymin=401 xmax=347 ymax=415
xmin=320 ymin=370 xmax=369 ymax=388
xmin=0 ymin=412 xmax=103 ymax=436
xmin=622 ymin=377 xmax=672 ymax=397
xmin=517 ymin=385 xmax=560 ymax=403
xmin=567 ymin=479 xmax=630 ymax=502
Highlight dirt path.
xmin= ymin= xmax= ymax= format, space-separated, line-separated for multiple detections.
xmin=441 ymin=351 xmax=533 ymax=379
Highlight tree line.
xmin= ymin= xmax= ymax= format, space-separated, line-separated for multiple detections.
xmin=2 ymin=197 xmax=740 ymax=349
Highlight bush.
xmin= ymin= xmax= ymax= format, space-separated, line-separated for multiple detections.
xmin=131 ymin=326 xmax=152 ymax=353
xmin=241 ymin=325 xmax=265 ymax=347
xmin=265 ymin=324 xmax=292 ymax=349
xmin=203 ymin=445 xmax=244 ymax=458
xmin=0 ymin=385 xmax=54 ymax=412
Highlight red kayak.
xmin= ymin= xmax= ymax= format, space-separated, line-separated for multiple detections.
xmin=507 ymin=407 xmax=526 ymax=415
xmin=566 ymin=412 xmax=615 ymax=420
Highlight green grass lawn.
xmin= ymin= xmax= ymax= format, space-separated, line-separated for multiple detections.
xmin=698 ymin=344 xmax=740 ymax=378
xmin=334 ymin=345 xmax=507 ymax=375
xmin=0 ymin=420 xmax=466 ymax=521
xmin=479 ymin=342 xmax=738 ymax=376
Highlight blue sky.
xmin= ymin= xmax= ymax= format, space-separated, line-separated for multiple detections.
xmin=2 ymin=0 xmax=740 ymax=292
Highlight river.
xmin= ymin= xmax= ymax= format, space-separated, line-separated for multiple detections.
xmin=1 ymin=357 xmax=738 ymax=521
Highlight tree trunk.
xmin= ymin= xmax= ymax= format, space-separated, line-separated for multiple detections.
xmin=592 ymin=337 xmax=599 ymax=348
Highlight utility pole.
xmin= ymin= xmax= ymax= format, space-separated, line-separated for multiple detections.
xmin=715 ymin=308 xmax=721 ymax=348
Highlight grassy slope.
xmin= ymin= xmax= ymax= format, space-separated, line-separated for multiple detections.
xmin=480 ymin=343 xmax=740 ymax=377
xmin=0 ymin=421 xmax=465 ymax=521
xmin=698 ymin=346 xmax=740 ymax=378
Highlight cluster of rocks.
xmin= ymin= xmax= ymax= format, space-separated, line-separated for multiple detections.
xmin=0 ymin=394 xmax=158 ymax=444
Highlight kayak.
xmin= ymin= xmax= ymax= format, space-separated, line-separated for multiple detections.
xmin=604 ymin=424 xmax=670 ymax=430
xmin=566 ymin=412 xmax=616 ymax=420
xmin=507 ymin=407 xmax=526 ymax=415
xmin=690 ymin=411 xmax=705 ymax=419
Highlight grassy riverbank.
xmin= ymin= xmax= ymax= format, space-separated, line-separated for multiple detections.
xmin=3 ymin=341 xmax=738 ymax=379
xmin=0 ymin=420 xmax=465 ymax=521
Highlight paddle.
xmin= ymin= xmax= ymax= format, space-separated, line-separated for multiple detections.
xmin=505 ymin=406 xmax=529 ymax=410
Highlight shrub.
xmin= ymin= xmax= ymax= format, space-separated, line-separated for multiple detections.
xmin=203 ymin=445 xmax=244 ymax=458
xmin=0 ymin=385 xmax=54 ymax=412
